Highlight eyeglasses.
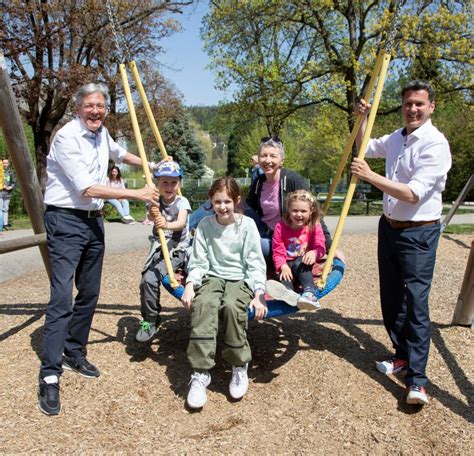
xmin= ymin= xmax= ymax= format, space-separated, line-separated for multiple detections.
xmin=82 ymin=103 xmax=107 ymax=111
xmin=260 ymin=136 xmax=282 ymax=144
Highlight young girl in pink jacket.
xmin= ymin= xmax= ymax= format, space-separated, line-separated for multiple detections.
xmin=269 ymin=189 xmax=326 ymax=310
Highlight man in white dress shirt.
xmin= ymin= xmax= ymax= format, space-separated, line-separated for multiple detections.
xmin=351 ymin=80 xmax=451 ymax=406
xmin=38 ymin=83 xmax=160 ymax=416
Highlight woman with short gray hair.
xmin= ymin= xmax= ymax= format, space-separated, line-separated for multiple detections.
xmin=246 ymin=136 xmax=332 ymax=267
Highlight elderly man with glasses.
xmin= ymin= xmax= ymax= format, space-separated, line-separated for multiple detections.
xmin=38 ymin=83 xmax=160 ymax=416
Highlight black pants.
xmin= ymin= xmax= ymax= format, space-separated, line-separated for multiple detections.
xmin=378 ymin=216 xmax=440 ymax=387
xmin=40 ymin=208 xmax=105 ymax=379
xmin=281 ymin=256 xmax=314 ymax=292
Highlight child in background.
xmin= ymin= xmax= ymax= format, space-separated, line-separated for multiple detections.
xmin=136 ymin=160 xmax=191 ymax=342
xmin=181 ymin=177 xmax=267 ymax=409
xmin=266 ymin=189 xmax=326 ymax=310
xmin=1 ymin=158 xmax=15 ymax=233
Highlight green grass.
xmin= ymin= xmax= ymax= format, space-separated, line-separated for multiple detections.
xmin=4 ymin=214 xmax=32 ymax=230
xmin=443 ymin=224 xmax=474 ymax=234
xmin=5 ymin=203 xmax=149 ymax=231
xmin=324 ymin=200 xmax=383 ymax=216
xmin=5 ymin=203 xmax=473 ymax=232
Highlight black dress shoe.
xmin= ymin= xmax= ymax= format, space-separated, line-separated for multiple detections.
xmin=62 ymin=355 xmax=100 ymax=378
xmin=38 ymin=379 xmax=61 ymax=416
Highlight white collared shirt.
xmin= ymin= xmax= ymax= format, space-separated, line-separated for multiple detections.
xmin=365 ymin=119 xmax=451 ymax=221
xmin=44 ymin=117 xmax=127 ymax=210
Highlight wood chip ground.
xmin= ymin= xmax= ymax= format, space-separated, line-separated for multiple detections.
xmin=0 ymin=233 xmax=472 ymax=454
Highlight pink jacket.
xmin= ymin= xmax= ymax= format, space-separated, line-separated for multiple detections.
xmin=272 ymin=221 xmax=326 ymax=273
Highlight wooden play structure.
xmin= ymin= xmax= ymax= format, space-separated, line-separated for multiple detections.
xmin=0 ymin=52 xmax=50 ymax=277
xmin=441 ymin=174 xmax=474 ymax=232
xmin=452 ymin=240 xmax=474 ymax=328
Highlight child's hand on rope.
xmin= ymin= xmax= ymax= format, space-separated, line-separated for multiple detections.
xmin=181 ymin=282 xmax=195 ymax=309
xmin=249 ymin=291 xmax=268 ymax=320
xmin=279 ymin=264 xmax=293 ymax=282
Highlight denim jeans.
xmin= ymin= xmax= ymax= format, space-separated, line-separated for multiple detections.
xmin=0 ymin=195 xmax=11 ymax=228
xmin=107 ymin=198 xmax=130 ymax=218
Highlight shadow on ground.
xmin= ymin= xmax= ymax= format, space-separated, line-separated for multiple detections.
xmin=0 ymin=300 xmax=471 ymax=422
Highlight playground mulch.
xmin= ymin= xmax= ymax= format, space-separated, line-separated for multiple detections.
xmin=0 ymin=233 xmax=472 ymax=454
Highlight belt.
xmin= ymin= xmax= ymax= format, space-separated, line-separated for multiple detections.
xmin=385 ymin=216 xmax=439 ymax=230
xmin=46 ymin=205 xmax=103 ymax=219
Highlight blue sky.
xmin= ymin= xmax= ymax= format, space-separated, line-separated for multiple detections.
xmin=159 ymin=2 xmax=233 ymax=106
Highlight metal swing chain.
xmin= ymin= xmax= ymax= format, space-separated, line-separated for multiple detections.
xmin=105 ymin=0 xmax=131 ymax=64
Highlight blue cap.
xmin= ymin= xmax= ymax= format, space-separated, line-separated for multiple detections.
xmin=153 ymin=160 xmax=183 ymax=178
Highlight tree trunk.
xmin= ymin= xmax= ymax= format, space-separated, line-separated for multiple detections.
xmin=34 ymin=129 xmax=51 ymax=191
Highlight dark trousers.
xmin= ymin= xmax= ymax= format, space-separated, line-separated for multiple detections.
xmin=40 ymin=209 xmax=105 ymax=379
xmin=378 ymin=216 xmax=440 ymax=387
xmin=281 ymin=256 xmax=314 ymax=292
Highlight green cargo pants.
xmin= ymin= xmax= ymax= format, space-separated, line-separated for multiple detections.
xmin=187 ymin=277 xmax=253 ymax=370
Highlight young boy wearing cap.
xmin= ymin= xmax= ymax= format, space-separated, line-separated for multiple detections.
xmin=136 ymin=160 xmax=191 ymax=342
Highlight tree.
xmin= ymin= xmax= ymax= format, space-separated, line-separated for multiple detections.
xmin=0 ymin=0 xmax=193 ymax=187
xmin=433 ymin=96 xmax=474 ymax=201
xmin=116 ymin=63 xmax=185 ymax=157
xmin=158 ymin=112 xmax=206 ymax=178
xmin=203 ymin=1 xmax=472 ymax=136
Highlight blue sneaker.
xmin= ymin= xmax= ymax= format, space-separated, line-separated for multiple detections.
xmin=297 ymin=291 xmax=320 ymax=310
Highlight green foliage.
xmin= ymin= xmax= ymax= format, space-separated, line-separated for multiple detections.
xmin=433 ymin=96 xmax=474 ymax=201
xmin=158 ymin=114 xmax=207 ymax=178
xmin=232 ymin=124 xmax=303 ymax=176
xmin=189 ymin=117 xmax=213 ymax=164
xmin=290 ymin=105 xmax=348 ymax=183
xmin=0 ymin=134 xmax=7 ymax=159
xmin=187 ymin=106 xmax=221 ymax=133
xmin=203 ymin=0 xmax=472 ymax=138
xmin=0 ymin=123 xmax=36 ymax=165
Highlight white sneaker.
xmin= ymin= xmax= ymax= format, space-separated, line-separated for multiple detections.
xmin=406 ymin=385 xmax=429 ymax=405
xmin=187 ymin=372 xmax=211 ymax=409
xmin=122 ymin=215 xmax=135 ymax=224
xmin=297 ymin=291 xmax=321 ymax=310
xmin=265 ymin=280 xmax=299 ymax=307
xmin=229 ymin=364 xmax=249 ymax=400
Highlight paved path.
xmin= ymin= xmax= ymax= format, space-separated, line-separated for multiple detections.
xmin=1 ymin=214 xmax=472 ymax=283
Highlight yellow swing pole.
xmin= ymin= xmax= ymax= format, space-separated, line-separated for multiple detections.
xmin=322 ymin=51 xmax=385 ymax=214
xmin=128 ymin=60 xmax=181 ymax=196
xmin=318 ymin=52 xmax=391 ymax=288
xmin=118 ymin=63 xmax=179 ymax=288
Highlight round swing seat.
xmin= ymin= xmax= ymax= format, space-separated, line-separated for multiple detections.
xmin=161 ymin=257 xmax=345 ymax=320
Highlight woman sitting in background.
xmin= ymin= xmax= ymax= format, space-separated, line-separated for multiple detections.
xmin=106 ymin=166 xmax=135 ymax=224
